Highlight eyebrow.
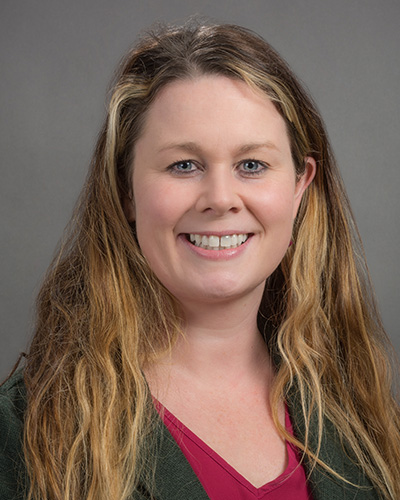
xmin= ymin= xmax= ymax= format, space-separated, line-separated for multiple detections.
xmin=236 ymin=142 xmax=280 ymax=154
xmin=158 ymin=141 xmax=280 ymax=155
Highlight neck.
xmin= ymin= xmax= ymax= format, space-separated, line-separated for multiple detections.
xmin=146 ymin=286 xmax=273 ymax=391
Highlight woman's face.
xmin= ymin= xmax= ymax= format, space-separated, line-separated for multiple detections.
xmin=126 ymin=75 xmax=315 ymax=308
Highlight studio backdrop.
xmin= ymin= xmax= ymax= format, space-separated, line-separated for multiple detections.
xmin=1 ymin=0 xmax=399 ymax=378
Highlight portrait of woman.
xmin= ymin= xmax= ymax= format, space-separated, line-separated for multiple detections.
xmin=1 ymin=17 xmax=399 ymax=500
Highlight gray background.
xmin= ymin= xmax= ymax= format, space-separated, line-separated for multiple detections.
xmin=1 ymin=0 xmax=399 ymax=379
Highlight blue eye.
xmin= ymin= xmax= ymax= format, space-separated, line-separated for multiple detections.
xmin=168 ymin=160 xmax=197 ymax=174
xmin=239 ymin=159 xmax=267 ymax=175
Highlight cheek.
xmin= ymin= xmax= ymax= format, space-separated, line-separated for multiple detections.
xmin=134 ymin=179 xmax=172 ymax=224
xmin=133 ymin=181 xmax=188 ymax=257
xmin=133 ymin=191 xmax=167 ymax=274
xmin=257 ymin=183 xmax=297 ymax=225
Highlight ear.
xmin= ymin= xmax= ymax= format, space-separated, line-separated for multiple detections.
xmin=123 ymin=194 xmax=136 ymax=222
xmin=293 ymin=156 xmax=317 ymax=218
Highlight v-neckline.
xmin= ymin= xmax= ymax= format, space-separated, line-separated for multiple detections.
xmin=154 ymin=398 xmax=300 ymax=496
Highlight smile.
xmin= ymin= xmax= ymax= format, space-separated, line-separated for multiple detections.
xmin=187 ymin=233 xmax=249 ymax=250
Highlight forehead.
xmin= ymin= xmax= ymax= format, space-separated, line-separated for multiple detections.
xmin=136 ymin=75 xmax=292 ymax=158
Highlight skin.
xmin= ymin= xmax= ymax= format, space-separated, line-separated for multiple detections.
xmin=125 ymin=75 xmax=316 ymax=487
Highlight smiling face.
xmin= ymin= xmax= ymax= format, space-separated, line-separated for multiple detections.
xmin=126 ymin=75 xmax=315 ymax=308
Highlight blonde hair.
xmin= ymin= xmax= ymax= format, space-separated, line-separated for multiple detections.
xmin=22 ymin=21 xmax=400 ymax=499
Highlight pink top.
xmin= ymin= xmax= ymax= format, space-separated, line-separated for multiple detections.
xmin=155 ymin=401 xmax=312 ymax=500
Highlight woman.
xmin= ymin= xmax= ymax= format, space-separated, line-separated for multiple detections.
xmin=1 ymin=21 xmax=399 ymax=500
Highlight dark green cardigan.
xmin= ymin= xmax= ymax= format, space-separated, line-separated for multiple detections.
xmin=0 ymin=370 xmax=380 ymax=499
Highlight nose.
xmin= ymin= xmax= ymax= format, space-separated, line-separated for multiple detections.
xmin=195 ymin=166 xmax=243 ymax=216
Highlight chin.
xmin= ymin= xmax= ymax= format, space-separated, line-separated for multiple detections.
xmin=174 ymin=279 xmax=266 ymax=306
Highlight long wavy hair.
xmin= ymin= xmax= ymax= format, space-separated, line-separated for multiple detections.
xmin=22 ymin=21 xmax=400 ymax=499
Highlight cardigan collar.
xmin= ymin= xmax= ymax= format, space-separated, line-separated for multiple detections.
xmin=138 ymin=388 xmax=378 ymax=500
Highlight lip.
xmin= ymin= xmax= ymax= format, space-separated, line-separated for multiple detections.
xmin=178 ymin=233 xmax=253 ymax=260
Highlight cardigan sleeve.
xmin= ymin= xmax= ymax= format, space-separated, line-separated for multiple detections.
xmin=0 ymin=370 xmax=28 ymax=500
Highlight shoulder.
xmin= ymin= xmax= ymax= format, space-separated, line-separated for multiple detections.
xmin=0 ymin=369 xmax=26 ymax=446
xmin=0 ymin=369 xmax=28 ymax=499
xmin=0 ymin=369 xmax=26 ymax=418
xmin=287 ymin=389 xmax=380 ymax=500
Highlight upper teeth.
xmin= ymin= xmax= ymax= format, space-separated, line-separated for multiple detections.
xmin=189 ymin=234 xmax=249 ymax=250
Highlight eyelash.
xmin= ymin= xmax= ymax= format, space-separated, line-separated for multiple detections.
xmin=167 ymin=160 xmax=199 ymax=175
xmin=167 ymin=159 xmax=269 ymax=176
xmin=238 ymin=159 xmax=269 ymax=176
